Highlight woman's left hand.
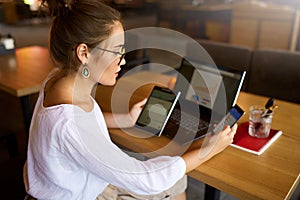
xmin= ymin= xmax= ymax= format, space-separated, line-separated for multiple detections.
xmin=103 ymin=98 xmax=147 ymax=128
xmin=129 ymin=98 xmax=147 ymax=125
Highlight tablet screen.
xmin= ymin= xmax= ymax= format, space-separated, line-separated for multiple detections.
xmin=135 ymin=86 xmax=181 ymax=136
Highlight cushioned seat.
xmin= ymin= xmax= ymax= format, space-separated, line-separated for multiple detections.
xmin=194 ymin=39 xmax=252 ymax=71
xmin=247 ymin=48 xmax=300 ymax=104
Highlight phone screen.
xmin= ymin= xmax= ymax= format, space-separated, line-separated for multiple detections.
xmin=212 ymin=104 xmax=245 ymax=134
xmin=135 ymin=86 xmax=181 ymax=136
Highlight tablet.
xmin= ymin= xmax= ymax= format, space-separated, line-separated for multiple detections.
xmin=134 ymin=86 xmax=181 ymax=136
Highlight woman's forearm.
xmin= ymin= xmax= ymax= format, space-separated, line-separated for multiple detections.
xmin=182 ymin=125 xmax=236 ymax=173
xmin=103 ymin=112 xmax=134 ymax=128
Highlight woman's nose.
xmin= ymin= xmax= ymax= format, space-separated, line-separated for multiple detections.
xmin=120 ymin=57 xmax=126 ymax=66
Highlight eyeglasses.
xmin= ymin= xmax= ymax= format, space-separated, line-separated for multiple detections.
xmin=95 ymin=46 xmax=126 ymax=65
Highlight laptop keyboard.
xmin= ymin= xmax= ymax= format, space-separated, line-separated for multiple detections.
xmin=170 ymin=109 xmax=209 ymax=133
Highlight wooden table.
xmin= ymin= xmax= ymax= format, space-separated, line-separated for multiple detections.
xmin=0 ymin=46 xmax=54 ymax=138
xmin=96 ymin=71 xmax=300 ymax=200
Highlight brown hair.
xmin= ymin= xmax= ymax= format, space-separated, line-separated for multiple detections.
xmin=41 ymin=0 xmax=121 ymax=75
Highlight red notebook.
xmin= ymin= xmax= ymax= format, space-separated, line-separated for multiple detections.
xmin=230 ymin=122 xmax=282 ymax=155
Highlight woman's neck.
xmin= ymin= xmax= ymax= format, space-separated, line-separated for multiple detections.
xmin=44 ymin=71 xmax=96 ymax=112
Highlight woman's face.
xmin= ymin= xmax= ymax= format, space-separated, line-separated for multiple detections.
xmin=97 ymin=23 xmax=126 ymax=86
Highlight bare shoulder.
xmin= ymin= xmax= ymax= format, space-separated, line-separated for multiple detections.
xmin=43 ymin=77 xmax=73 ymax=108
xmin=43 ymin=76 xmax=94 ymax=112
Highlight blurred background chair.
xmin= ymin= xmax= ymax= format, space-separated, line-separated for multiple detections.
xmin=247 ymin=48 xmax=300 ymax=104
xmin=194 ymin=39 xmax=253 ymax=72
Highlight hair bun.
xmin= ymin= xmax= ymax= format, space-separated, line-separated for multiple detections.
xmin=42 ymin=0 xmax=75 ymax=17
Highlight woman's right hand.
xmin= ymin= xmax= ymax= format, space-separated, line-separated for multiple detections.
xmin=198 ymin=124 xmax=237 ymax=160
xmin=182 ymin=124 xmax=237 ymax=173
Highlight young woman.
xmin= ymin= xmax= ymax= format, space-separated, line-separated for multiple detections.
xmin=23 ymin=0 xmax=237 ymax=199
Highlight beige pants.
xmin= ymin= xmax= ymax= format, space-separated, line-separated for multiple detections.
xmin=96 ymin=175 xmax=187 ymax=200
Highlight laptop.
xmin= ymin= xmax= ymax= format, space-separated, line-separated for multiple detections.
xmin=162 ymin=57 xmax=246 ymax=144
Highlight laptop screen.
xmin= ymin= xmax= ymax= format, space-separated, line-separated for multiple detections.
xmin=174 ymin=58 xmax=246 ymax=115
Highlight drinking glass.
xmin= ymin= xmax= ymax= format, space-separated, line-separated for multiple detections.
xmin=248 ymin=105 xmax=273 ymax=138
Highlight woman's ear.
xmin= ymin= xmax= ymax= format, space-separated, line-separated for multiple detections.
xmin=76 ymin=43 xmax=89 ymax=63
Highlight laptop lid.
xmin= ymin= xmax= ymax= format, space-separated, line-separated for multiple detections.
xmin=173 ymin=57 xmax=246 ymax=118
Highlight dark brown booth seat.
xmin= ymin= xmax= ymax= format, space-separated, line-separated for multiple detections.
xmin=247 ymin=48 xmax=300 ymax=104
xmin=185 ymin=39 xmax=253 ymax=91
xmin=193 ymin=39 xmax=253 ymax=71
